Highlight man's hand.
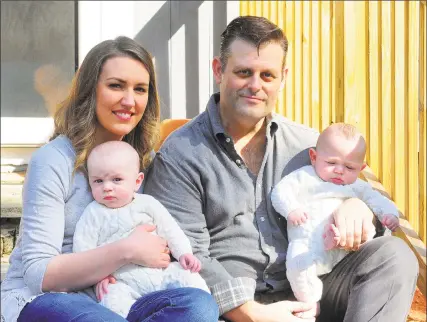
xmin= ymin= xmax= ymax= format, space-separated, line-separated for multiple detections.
xmin=332 ymin=198 xmax=375 ymax=251
xmin=179 ymin=253 xmax=201 ymax=273
xmin=223 ymin=300 xmax=317 ymax=322
xmin=95 ymin=275 xmax=116 ymax=302
xmin=288 ymin=209 xmax=309 ymax=226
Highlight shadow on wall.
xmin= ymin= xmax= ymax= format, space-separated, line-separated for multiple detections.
xmin=133 ymin=1 xmax=229 ymax=120
xmin=1 ymin=1 xmax=75 ymax=118
xmin=1 ymin=1 xmax=231 ymax=120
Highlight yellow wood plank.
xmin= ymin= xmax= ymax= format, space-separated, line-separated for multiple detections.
xmin=302 ymin=1 xmax=311 ymax=127
xmin=255 ymin=0 xmax=262 ymax=16
xmin=343 ymin=1 xmax=357 ymax=126
xmin=408 ymin=0 xmax=420 ymax=233
xmin=332 ymin=1 xmax=344 ymax=123
xmin=343 ymin=1 xmax=368 ymax=138
xmin=393 ymin=0 xmax=409 ymax=217
xmin=263 ymin=0 xmax=270 ymax=21
xmin=276 ymin=0 xmax=286 ymax=117
xmin=276 ymin=0 xmax=283 ymax=27
xmin=381 ymin=1 xmax=393 ymax=197
xmin=311 ymin=1 xmax=320 ymax=132
xmin=285 ymin=1 xmax=295 ymax=120
xmin=420 ymin=0 xmax=427 ymax=244
xmin=320 ymin=0 xmax=332 ymax=131
xmin=294 ymin=1 xmax=303 ymax=124
xmin=356 ymin=1 xmax=368 ymax=140
xmin=240 ymin=1 xmax=249 ymax=16
xmin=368 ymin=1 xmax=381 ymax=182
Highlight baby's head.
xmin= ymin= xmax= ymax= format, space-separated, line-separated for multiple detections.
xmin=87 ymin=141 xmax=143 ymax=208
xmin=309 ymin=123 xmax=366 ymax=185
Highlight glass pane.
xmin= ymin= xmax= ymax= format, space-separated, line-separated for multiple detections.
xmin=1 ymin=1 xmax=76 ymax=118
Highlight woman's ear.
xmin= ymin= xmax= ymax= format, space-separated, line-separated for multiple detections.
xmin=135 ymin=172 xmax=144 ymax=191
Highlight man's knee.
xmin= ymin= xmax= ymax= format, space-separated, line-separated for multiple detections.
xmin=366 ymin=236 xmax=418 ymax=277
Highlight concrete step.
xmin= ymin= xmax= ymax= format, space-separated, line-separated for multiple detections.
xmin=1 ymin=171 xmax=26 ymax=185
xmin=1 ymin=172 xmax=24 ymax=264
xmin=1 ymin=184 xmax=23 ymax=218
xmin=1 ymin=257 xmax=10 ymax=282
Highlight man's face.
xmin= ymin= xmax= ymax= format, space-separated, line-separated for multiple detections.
xmin=213 ymin=39 xmax=286 ymax=125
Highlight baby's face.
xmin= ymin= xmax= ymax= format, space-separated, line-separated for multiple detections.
xmin=88 ymin=157 xmax=140 ymax=208
xmin=310 ymin=135 xmax=366 ymax=185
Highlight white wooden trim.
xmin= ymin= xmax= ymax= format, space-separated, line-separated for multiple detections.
xmin=1 ymin=117 xmax=53 ymax=147
xmin=226 ymin=1 xmax=240 ymax=24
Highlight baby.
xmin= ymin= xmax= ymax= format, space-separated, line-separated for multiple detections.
xmin=73 ymin=141 xmax=209 ymax=317
xmin=271 ymin=123 xmax=399 ymax=310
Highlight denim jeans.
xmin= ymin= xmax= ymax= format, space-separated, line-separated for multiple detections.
xmin=18 ymin=287 xmax=219 ymax=322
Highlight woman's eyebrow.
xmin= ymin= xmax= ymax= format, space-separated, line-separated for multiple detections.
xmin=106 ymin=77 xmax=148 ymax=86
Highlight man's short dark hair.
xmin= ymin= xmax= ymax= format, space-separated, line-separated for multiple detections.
xmin=219 ymin=16 xmax=288 ymax=71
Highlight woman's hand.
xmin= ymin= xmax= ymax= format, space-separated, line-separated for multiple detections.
xmin=95 ymin=275 xmax=116 ymax=302
xmin=123 ymin=224 xmax=171 ymax=268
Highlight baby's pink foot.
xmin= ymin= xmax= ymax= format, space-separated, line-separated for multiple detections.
xmin=323 ymin=224 xmax=340 ymax=250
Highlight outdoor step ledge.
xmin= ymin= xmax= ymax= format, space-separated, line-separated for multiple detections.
xmin=1 ymin=256 xmax=10 ymax=282
xmin=1 ymin=184 xmax=23 ymax=218
xmin=1 ymin=171 xmax=26 ymax=185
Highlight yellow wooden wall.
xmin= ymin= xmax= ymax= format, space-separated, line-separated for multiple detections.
xmin=240 ymin=0 xmax=427 ymax=244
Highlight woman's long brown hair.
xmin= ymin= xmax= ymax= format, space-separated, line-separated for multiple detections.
xmin=51 ymin=36 xmax=160 ymax=174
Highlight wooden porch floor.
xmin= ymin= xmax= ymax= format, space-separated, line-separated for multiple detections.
xmin=408 ymin=287 xmax=426 ymax=322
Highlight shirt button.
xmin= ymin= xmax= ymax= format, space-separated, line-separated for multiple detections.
xmin=226 ymin=137 xmax=231 ymax=143
xmin=260 ymin=217 xmax=265 ymax=222
xmin=236 ymin=159 xmax=242 ymax=165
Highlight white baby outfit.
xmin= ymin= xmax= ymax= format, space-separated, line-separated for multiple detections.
xmin=73 ymin=193 xmax=209 ymax=317
xmin=271 ymin=165 xmax=399 ymax=303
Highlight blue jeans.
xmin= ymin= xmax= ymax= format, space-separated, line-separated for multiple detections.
xmin=18 ymin=287 xmax=219 ymax=322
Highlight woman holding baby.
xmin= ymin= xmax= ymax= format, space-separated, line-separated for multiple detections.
xmin=0 ymin=36 xmax=219 ymax=322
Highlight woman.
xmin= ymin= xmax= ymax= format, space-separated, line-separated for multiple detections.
xmin=1 ymin=36 xmax=219 ymax=322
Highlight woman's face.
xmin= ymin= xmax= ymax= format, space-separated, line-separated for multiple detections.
xmin=95 ymin=56 xmax=150 ymax=142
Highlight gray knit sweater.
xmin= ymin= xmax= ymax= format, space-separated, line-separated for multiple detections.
xmin=1 ymin=135 xmax=95 ymax=322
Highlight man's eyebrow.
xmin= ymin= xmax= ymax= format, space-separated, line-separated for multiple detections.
xmin=232 ymin=65 xmax=250 ymax=69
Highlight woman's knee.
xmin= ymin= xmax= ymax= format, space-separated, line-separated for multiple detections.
xmin=19 ymin=292 xmax=125 ymax=322
xmin=180 ymin=288 xmax=219 ymax=321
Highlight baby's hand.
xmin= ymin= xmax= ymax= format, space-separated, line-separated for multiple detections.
xmin=95 ymin=275 xmax=116 ymax=302
xmin=288 ymin=209 xmax=308 ymax=226
xmin=179 ymin=253 xmax=201 ymax=273
xmin=382 ymin=214 xmax=400 ymax=231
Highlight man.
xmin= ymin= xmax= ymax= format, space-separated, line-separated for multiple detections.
xmin=144 ymin=16 xmax=418 ymax=322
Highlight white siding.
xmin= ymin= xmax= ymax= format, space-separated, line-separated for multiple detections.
xmin=1 ymin=1 xmax=239 ymax=165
